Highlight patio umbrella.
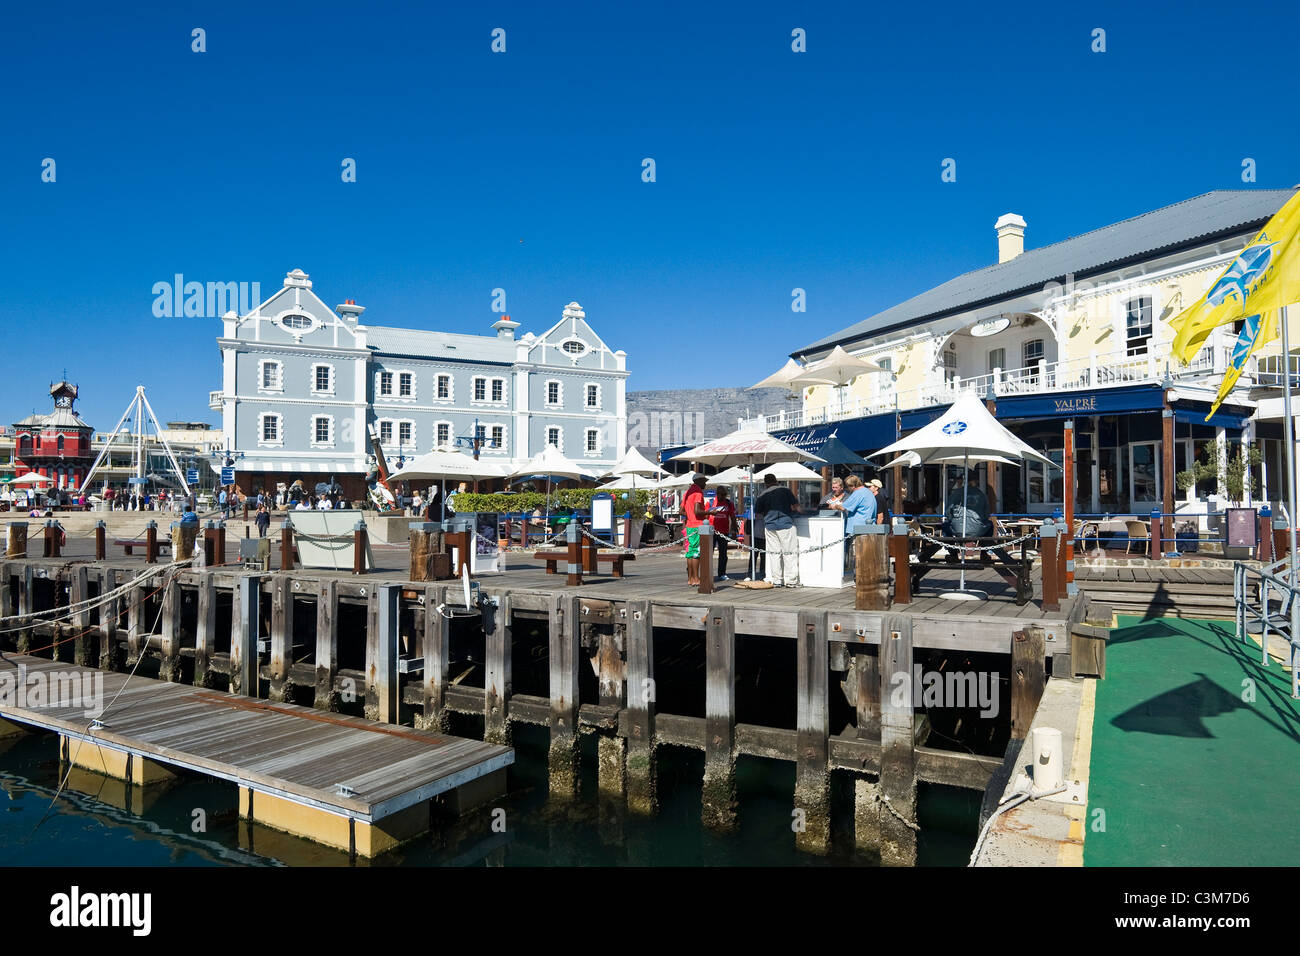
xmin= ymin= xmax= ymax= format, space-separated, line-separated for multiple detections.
xmin=872 ymin=393 xmax=1057 ymax=600
xmin=390 ymin=447 xmax=509 ymax=522
xmin=790 ymin=345 xmax=893 ymax=417
xmin=671 ymin=429 xmax=825 ymax=581
xmin=602 ymin=447 xmax=669 ymax=519
xmin=11 ymin=473 xmax=50 ymax=485
xmin=754 ymin=461 xmax=826 ymax=483
xmin=709 ymin=465 xmax=754 ymax=485
xmin=749 ymin=357 xmax=810 ymax=390
xmin=508 ymin=445 xmax=598 ymax=530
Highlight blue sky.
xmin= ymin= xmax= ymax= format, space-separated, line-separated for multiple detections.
xmin=3 ymin=0 xmax=1299 ymax=428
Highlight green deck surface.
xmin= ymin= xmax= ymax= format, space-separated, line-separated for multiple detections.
xmin=1086 ymin=615 xmax=1300 ymax=866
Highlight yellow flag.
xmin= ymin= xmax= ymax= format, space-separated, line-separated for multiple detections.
xmin=1171 ymin=189 xmax=1300 ymax=364
xmin=1206 ymin=311 xmax=1278 ymax=419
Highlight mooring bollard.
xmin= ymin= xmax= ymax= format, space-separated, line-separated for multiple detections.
xmin=353 ymin=520 xmax=368 ymax=575
xmin=853 ymin=525 xmax=889 ymax=610
xmin=215 ymin=520 xmax=227 ymax=567
xmin=280 ymin=517 xmax=294 ymax=571
xmin=565 ymin=522 xmax=582 ymax=587
xmin=1039 ymin=520 xmax=1060 ymax=613
xmin=145 ymin=519 xmax=159 ymax=564
xmin=1258 ymin=506 xmax=1273 ymax=563
xmin=1149 ymin=507 xmax=1163 ymax=560
xmin=697 ymin=522 xmax=714 ymax=595
xmin=94 ymin=520 xmax=106 ymax=560
xmin=890 ymin=519 xmax=911 ymax=605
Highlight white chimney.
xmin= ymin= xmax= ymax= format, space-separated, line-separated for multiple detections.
xmin=336 ymin=299 xmax=365 ymax=324
xmin=492 ymin=314 xmax=520 ymax=340
xmin=995 ymin=213 xmax=1027 ymax=263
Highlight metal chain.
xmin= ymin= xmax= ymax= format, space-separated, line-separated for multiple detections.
xmin=713 ymin=528 xmax=854 ymax=557
xmin=914 ymin=531 xmax=1038 ymax=554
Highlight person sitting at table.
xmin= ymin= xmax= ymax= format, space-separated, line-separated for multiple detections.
xmin=947 ymin=475 xmax=990 ymax=538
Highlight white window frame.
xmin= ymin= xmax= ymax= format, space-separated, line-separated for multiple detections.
xmin=583 ymin=427 xmax=602 ymax=457
xmin=257 ymin=412 xmax=284 ymax=447
xmin=1124 ymin=296 xmax=1154 ymax=357
xmin=545 ymin=379 xmax=563 ymax=408
xmin=258 ymin=359 xmax=284 ymax=394
xmin=491 ymin=377 xmax=507 ymax=404
xmin=434 ymin=373 xmax=453 ymax=403
xmin=559 ymin=337 xmax=589 ymax=359
xmin=584 ymin=382 xmax=602 ymax=410
xmin=546 ymin=426 xmax=563 ymax=451
xmin=398 ymin=371 xmax=415 ymax=399
xmin=397 ymin=419 xmax=415 ymax=448
xmin=311 ymin=363 xmax=336 ymax=396
xmin=434 ymin=420 xmax=453 ymax=449
xmin=377 ymin=370 xmax=394 ymax=397
xmin=489 ymin=423 xmax=506 ymax=453
xmin=310 ymin=414 xmax=335 ymax=448
xmin=377 ymin=418 xmax=395 ymax=445
xmin=474 ymin=421 xmax=508 ymax=455
xmin=273 ymin=309 xmax=320 ymax=337
xmin=472 ymin=376 xmax=488 ymax=403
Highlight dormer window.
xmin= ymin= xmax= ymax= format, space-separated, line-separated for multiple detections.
xmin=281 ymin=314 xmax=312 ymax=330
xmin=560 ymin=337 xmax=588 ymax=358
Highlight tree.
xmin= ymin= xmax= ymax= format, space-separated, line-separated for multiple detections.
xmin=1176 ymin=438 xmax=1260 ymax=504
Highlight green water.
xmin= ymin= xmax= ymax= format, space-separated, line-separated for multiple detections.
xmin=0 ymin=725 xmax=980 ymax=866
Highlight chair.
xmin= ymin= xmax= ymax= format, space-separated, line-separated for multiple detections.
xmin=1075 ymin=519 xmax=1100 ymax=554
xmin=1125 ymin=520 xmax=1149 ymax=556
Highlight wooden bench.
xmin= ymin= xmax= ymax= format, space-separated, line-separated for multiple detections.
xmin=115 ymin=539 xmax=171 ymax=557
xmin=533 ymin=549 xmax=636 ymax=578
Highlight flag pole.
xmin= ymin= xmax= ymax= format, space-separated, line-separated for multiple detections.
xmin=1282 ymin=304 xmax=1298 ymax=578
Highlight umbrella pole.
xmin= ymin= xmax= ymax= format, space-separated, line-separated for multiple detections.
xmin=960 ymin=452 xmax=969 ymax=590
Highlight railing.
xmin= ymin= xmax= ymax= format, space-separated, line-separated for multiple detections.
xmin=1235 ymin=558 xmax=1300 ymax=699
xmin=1251 ymin=353 xmax=1300 ymax=388
xmin=739 ymin=342 xmax=1233 ymax=433
xmin=209 ymin=390 xmax=224 ymax=410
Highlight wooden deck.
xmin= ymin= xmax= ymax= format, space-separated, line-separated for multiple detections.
xmin=0 ymin=653 xmax=512 ymax=824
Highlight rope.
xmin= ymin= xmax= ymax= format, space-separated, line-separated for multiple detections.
xmin=0 ymin=560 xmax=188 ymax=631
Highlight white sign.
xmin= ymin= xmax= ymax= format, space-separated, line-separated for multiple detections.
xmin=970 ymin=317 xmax=1010 ymax=338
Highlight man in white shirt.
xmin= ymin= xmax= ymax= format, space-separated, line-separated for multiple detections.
xmin=295 ymin=500 xmax=312 ymax=511
xmin=318 ymin=496 xmax=333 ymax=510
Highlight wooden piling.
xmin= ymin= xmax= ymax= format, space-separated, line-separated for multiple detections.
xmin=15 ymin=565 xmax=33 ymax=653
xmin=99 ymin=569 xmax=121 ymax=671
xmin=877 ymin=616 xmax=917 ymax=866
xmin=159 ymin=575 xmax=181 ymax=683
xmin=702 ymin=605 xmax=737 ymax=833
xmin=564 ymin=523 xmax=582 ymax=587
xmin=215 ymin=521 xmax=227 ymax=567
xmin=596 ymin=608 xmax=626 ymax=802
xmin=0 ymin=562 xmax=11 ymax=627
xmin=313 ymin=580 xmax=339 ymax=711
xmin=269 ymin=574 xmax=294 ymax=701
xmin=365 ymin=584 xmax=398 ymax=723
xmin=1039 ymin=521 xmax=1060 ymax=613
xmin=194 ymin=572 xmax=215 ymax=687
xmin=855 ymin=527 xmax=889 ymax=610
xmin=794 ymin=610 xmax=830 ymax=854
xmin=230 ymin=575 xmax=261 ymax=696
xmin=280 ymin=520 xmax=294 ymax=571
xmin=698 ymin=523 xmax=714 ymax=595
xmin=353 ymin=522 xmax=368 ymax=576
xmin=625 ymin=599 xmax=657 ymax=815
xmin=547 ymin=591 xmax=581 ymax=801
xmin=484 ymin=594 xmax=512 ymax=745
xmin=889 ymin=522 xmax=911 ymax=605
xmin=145 ymin=520 xmax=158 ymax=564
xmin=5 ymin=522 xmax=26 ymax=558
xmin=1011 ymin=626 xmax=1046 ymax=740
xmin=126 ymin=579 xmax=144 ymax=666
xmin=72 ymin=565 xmax=91 ymax=667
xmin=417 ymin=584 xmax=449 ymax=731
xmin=94 ymin=521 xmax=106 ymax=561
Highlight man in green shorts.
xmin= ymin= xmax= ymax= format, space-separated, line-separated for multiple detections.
xmin=681 ymin=474 xmax=708 ymax=586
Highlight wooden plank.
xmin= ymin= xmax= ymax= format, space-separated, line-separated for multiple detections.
xmin=419 ymin=585 xmax=449 ymax=730
xmin=547 ymin=591 xmax=581 ymax=801
xmin=702 ymin=605 xmax=737 ymax=832
xmin=100 ymin=568 xmax=121 ymax=672
xmin=270 ymin=574 xmax=294 ymax=701
xmin=72 ymin=565 xmax=90 ymax=667
xmin=230 ymin=575 xmax=261 ymax=697
xmin=365 ymin=585 xmax=399 ymax=724
xmin=794 ymin=609 xmax=830 ymax=853
xmin=878 ymin=614 xmax=917 ymax=867
xmin=159 ymin=574 xmax=181 ymax=682
xmin=1011 ymin=626 xmax=1046 ymax=739
xmin=484 ymin=594 xmax=512 ymax=745
xmin=625 ymin=599 xmax=656 ymax=815
xmin=313 ymin=580 xmax=339 ymax=711
xmin=193 ymin=572 xmax=215 ymax=687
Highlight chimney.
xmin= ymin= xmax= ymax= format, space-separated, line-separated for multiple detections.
xmin=492 ymin=314 xmax=520 ymax=340
xmin=336 ymin=298 xmax=366 ymax=323
xmin=995 ymin=213 xmax=1026 ymax=263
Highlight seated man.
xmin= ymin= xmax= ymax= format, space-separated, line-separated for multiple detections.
xmin=947 ymin=476 xmax=990 ymax=539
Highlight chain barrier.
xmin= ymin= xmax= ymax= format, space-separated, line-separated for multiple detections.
xmin=913 ymin=531 xmax=1038 ymax=554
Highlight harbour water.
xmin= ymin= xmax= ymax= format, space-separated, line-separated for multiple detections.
xmin=0 ymin=723 xmax=981 ymax=867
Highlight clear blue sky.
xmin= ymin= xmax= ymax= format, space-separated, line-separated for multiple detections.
xmin=3 ymin=0 xmax=1298 ymax=429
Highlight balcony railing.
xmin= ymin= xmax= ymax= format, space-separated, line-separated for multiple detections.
xmin=209 ymin=390 xmax=224 ymax=410
xmin=739 ymin=342 xmax=1233 ymax=433
xmin=1251 ymin=353 xmax=1300 ymax=388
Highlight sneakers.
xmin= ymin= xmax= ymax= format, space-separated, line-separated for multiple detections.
xmin=718 ymin=575 xmax=730 ymax=581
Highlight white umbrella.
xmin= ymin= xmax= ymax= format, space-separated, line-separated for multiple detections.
xmin=749 ymin=357 xmax=810 ymax=390
xmin=710 ymin=465 xmax=754 ymax=485
xmin=880 ymin=451 xmax=1018 ymax=469
xmin=509 ymin=445 xmax=599 ymax=533
xmin=656 ymin=470 xmax=699 ymax=489
xmin=598 ymin=474 xmax=657 ymax=491
xmin=390 ymin=447 xmax=509 ymax=522
xmin=604 ymin=446 xmax=667 ymax=480
xmin=11 ymin=472 xmax=50 ymax=485
xmin=755 ymin=461 xmax=826 ymax=483
xmin=872 ymin=393 xmax=1058 ymax=600
xmin=791 ymin=345 xmax=893 ymax=418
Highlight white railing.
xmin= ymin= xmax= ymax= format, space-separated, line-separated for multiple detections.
xmin=739 ymin=342 xmax=1233 ymax=433
xmin=209 ymin=390 xmax=224 ymax=410
xmin=1252 ymin=353 xmax=1300 ymax=388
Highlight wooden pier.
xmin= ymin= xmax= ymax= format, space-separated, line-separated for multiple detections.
xmin=0 ymin=546 xmax=1109 ymax=864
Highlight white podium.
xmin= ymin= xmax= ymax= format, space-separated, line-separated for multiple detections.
xmin=795 ymin=514 xmax=849 ymax=589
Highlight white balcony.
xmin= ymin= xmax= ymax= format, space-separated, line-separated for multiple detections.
xmin=739 ymin=342 xmax=1232 ymax=433
xmin=209 ymin=390 xmax=224 ymax=411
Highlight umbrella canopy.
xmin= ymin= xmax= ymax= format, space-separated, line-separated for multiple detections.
xmin=871 ymin=394 xmax=1057 ymax=467
xmin=790 ymin=345 xmax=891 ymax=388
xmin=670 ymin=427 xmax=825 ymax=469
xmin=709 ymin=465 xmax=754 ymax=485
xmin=598 ymin=473 xmax=660 ymax=491
xmin=605 ymin=446 xmax=668 ymax=480
xmin=882 ymin=450 xmax=1018 ymax=469
xmin=814 ymin=434 xmax=873 ymax=468
xmin=656 ymin=471 xmax=700 ymax=489
xmin=508 ymin=444 xmax=598 ymax=482
xmin=749 ymin=357 xmax=809 ymax=391
xmin=390 ymin=448 xmax=508 ymax=482
xmin=755 ymin=461 xmax=827 ymax=483
xmin=11 ymin=473 xmax=50 ymax=485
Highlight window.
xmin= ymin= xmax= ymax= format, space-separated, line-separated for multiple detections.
xmin=313 ymin=416 xmax=332 ymax=445
xmin=547 ymin=427 xmax=562 ymax=449
xmin=561 ymin=339 xmax=587 ymax=356
xmin=987 ymin=348 xmax=1005 ymax=373
xmin=491 ymin=425 xmax=504 ymax=449
xmin=57 ymin=435 xmax=65 ymax=455
xmin=1023 ymin=339 xmax=1044 ymax=367
xmin=475 ymin=424 xmax=486 ymax=445
xmin=398 ymin=421 xmax=413 ymax=445
xmin=281 ymin=314 xmax=312 ymax=330
xmin=942 ymin=347 xmax=957 ymax=385
xmin=474 ymin=377 xmax=487 ymax=401
xmin=436 ymin=422 xmax=450 ymax=447
xmin=1125 ymin=297 xmax=1153 ymax=356
xmin=379 ymin=371 xmax=393 ymax=396
xmin=585 ymin=428 xmax=600 ymax=454
xmin=546 ymin=380 xmax=562 ymax=406
xmin=436 ymin=374 xmax=451 ymax=400
xmin=491 ymin=378 xmax=504 ymax=402
xmin=586 ymin=384 xmax=599 ymax=408
xmin=260 ymin=361 xmax=282 ymax=390
xmin=261 ymin=415 xmax=280 ymax=443
xmin=399 ymin=372 xmax=413 ymax=397
xmin=378 ymin=421 xmax=393 ymax=444
xmin=313 ymin=364 xmax=333 ymax=393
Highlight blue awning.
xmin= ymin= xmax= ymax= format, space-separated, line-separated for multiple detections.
xmin=771 ymin=412 xmax=897 ymax=455
xmin=992 ymin=384 xmax=1166 ymax=420
xmin=1173 ymin=405 xmax=1250 ymax=430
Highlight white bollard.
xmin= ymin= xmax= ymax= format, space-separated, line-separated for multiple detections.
xmin=1029 ymin=726 xmax=1065 ymax=794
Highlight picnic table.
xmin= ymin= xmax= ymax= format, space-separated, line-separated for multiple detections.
xmin=908 ymin=531 xmax=1033 ymax=605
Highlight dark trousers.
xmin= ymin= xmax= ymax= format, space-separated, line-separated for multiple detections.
xmin=717 ymin=540 xmax=729 ymax=578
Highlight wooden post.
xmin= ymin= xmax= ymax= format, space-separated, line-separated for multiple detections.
xmin=353 ymin=521 xmax=368 ymax=575
xmin=409 ymin=523 xmax=438 ymax=582
xmin=1040 ymin=520 xmax=1060 ymax=613
xmin=564 ymin=522 xmax=582 ymax=587
xmin=583 ymin=529 xmax=598 ymax=575
xmin=1062 ymin=419 xmax=1075 ymax=593
xmin=43 ymin=521 xmax=55 ymax=558
xmin=14 ymin=564 xmax=32 ymax=654
xmin=854 ymin=645 xmax=885 ymax=854
xmin=159 ymin=575 xmax=182 ymax=683
xmin=697 ymin=522 xmax=714 ymax=595
xmin=417 ymin=584 xmax=448 ymax=731
xmin=878 ymin=616 xmax=917 ymax=866
xmin=72 ymin=565 xmax=91 ymax=667
xmin=484 ymin=594 xmax=512 ymax=745
xmin=100 ymin=569 xmax=121 ymax=671
xmin=214 ymin=521 xmax=227 ymax=567
xmin=445 ymin=528 xmax=470 ymax=580
xmin=625 ymin=599 xmax=657 ymax=815
xmin=4 ymin=522 xmax=26 ymax=558
xmin=126 ymin=578 xmax=144 ymax=667
xmin=889 ymin=521 xmax=911 ymax=605
xmin=1259 ymin=512 xmax=1274 ymax=562
xmin=795 ymin=610 xmax=831 ymax=854
xmin=365 ymin=585 xmax=399 ymax=724
xmin=279 ymin=519 xmax=294 ymax=571
xmin=596 ymin=613 xmax=626 ymax=803
xmin=702 ymin=605 xmax=737 ymax=832
xmin=0 ymin=562 xmax=10 ymax=626
xmin=1011 ymin=626 xmax=1047 ymax=739
xmin=145 ymin=520 xmax=158 ymax=564
xmin=194 ymin=572 xmax=215 ymax=687
xmin=854 ymin=526 xmax=889 ymax=610
xmin=230 ymin=574 xmax=261 ymax=697
xmin=893 ymin=464 xmax=904 ymax=517
xmin=313 ymin=580 xmax=339 ymax=711
xmin=1161 ymin=406 xmax=1175 ymax=555
xmin=94 ymin=520 xmax=106 ymax=561
xmin=548 ymin=592 xmax=581 ymax=801
xmin=269 ymin=574 xmax=294 ymax=702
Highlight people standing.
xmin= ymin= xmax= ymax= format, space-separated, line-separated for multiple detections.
xmin=756 ymin=473 xmax=801 ymax=587
xmin=708 ymin=485 xmax=737 ymax=581
xmin=833 ymin=475 xmax=877 ymax=531
xmin=681 ymin=474 xmax=709 ymax=587
xmin=255 ymin=504 xmax=271 ymax=537
xmin=868 ymin=477 xmax=891 ymax=525
xmin=820 ymin=476 xmax=846 ymax=509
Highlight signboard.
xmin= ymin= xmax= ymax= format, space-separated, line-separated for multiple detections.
xmin=186 ymin=469 xmax=199 ymax=485
xmin=1225 ymin=507 xmax=1257 ymax=555
xmin=472 ymin=512 xmax=500 ymax=574
xmin=970 ymin=317 xmax=1011 ymax=338
xmin=289 ymin=509 xmax=372 ymax=571
xmin=591 ymin=494 xmax=614 ymax=535
xmin=220 ymin=467 xmax=235 ymax=485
